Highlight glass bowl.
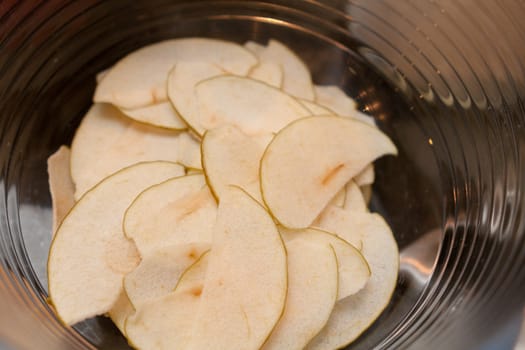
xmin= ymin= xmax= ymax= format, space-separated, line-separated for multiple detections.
xmin=0 ymin=1 xmax=524 ymax=349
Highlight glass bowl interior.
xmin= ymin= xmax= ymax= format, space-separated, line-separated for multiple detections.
xmin=1 ymin=1 xmax=524 ymax=349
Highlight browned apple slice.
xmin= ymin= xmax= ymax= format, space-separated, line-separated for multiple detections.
xmin=47 ymin=161 xmax=184 ymax=325
xmin=260 ymin=115 xmax=397 ymax=228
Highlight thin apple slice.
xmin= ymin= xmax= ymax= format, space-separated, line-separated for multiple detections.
xmin=47 ymin=146 xmax=76 ymax=237
xmin=328 ymin=188 xmax=346 ymax=208
xmin=343 ymin=181 xmax=368 ymax=212
xmin=48 ymin=161 xmax=185 ymax=325
xmin=313 ymin=205 xmax=363 ymax=249
xmin=354 ymin=164 xmax=374 ymax=186
xmin=244 ymin=40 xmax=266 ymax=55
xmin=125 ymin=252 xmax=211 ymax=349
xmin=70 ymin=103 xmax=182 ymax=199
xmin=260 ymin=115 xmax=397 ymax=228
xmin=194 ymin=75 xmax=311 ymax=135
xmin=167 ymin=62 xmax=226 ymax=135
xmin=306 ymin=212 xmax=399 ymax=350
xmin=249 ymin=40 xmax=315 ymax=100
xmin=201 ymin=125 xmax=266 ymax=202
xmin=119 ymin=101 xmax=187 ymax=130
xmin=124 ymin=174 xmax=216 ymax=256
xmin=314 ymin=85 xmax=376 ymax=125
xmin=262 ymin=239 xmax=338 ymax=350
xmin=299 ymin=99 xmax=333 ymax=115
xmin=187 ymin=186 xmax=287 ymax=350
xmin=124 ymin=243 xmax=210 ymax=307
xmin=178 ymin=132 xmax=202 ymax=170
xmin=108 ymin=291 xmax=134 ymax=334
xmin=94 ymin=38 xmax=257 ymax=109
xmin=279 ymin=227 xmax=370 ymax=300
xmin=248 ymin=62 xmax=283 ymax=88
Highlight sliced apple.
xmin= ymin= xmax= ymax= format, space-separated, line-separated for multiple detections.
xmin=47 ymin=146 xmax=76 ymax=237
xmin=178 ymin=131 xmax=202 ymax=170
xmin=174 ymin=250 xmax=210 ymax=292
xmin=262 ymin=239 xmax=338 ymax=350
xmin=167 ymin=62 xmax=227 ymax=136
xmin=354 ymin=164 xmax=374 ymax=186
xmin=244 ymin=40 xmax=266 ymax=55
xmin=249 ymin=40 xmax=315 ymax=100
xmin=248 ymin=62 xmax=283 ymax=88
xmin=305 ymin=212 xmax=399 ymax=350
xmin=47 ymin=161 xmax=185 ymax=325
xmin=124 ymin=243 xmax=210 ymax=307
xmin=187 ymin=186 xmax=287 ymax=350
xmin=124 ymin=174 xmax=216 ymax=256
xmin=299 ymin=99 xmax=333 ymax=115
xmin=279 ymin=227 xmax=370 ymax=300
xmin=94 ymin=38 xmax=257 ymax=109
xmin=119 ymin=101 xmax=187 ymax=130
xmin=70 ymin=103 xmax=182 ymax=199
xmin=260 ymin=115 xmax=397 ymax=228
xmin=201 ymin=125 xmax=266 ymax=202
xmin=108 ymin=291 xmax=134 ymax=334
xmin=313 ymin=205 xmax=363 ymax=249
xmin=343 ymin=181 xmax=368 ymax=212
xmin=328 ymin=188 xmax=346 ymax=208
xmin=194 ymin=75 xmax=310 ymax=135
xmin=96 ymin=67 xmax=111 ymax=83
xmin=314 ymin=85 xmax=376 ymax=125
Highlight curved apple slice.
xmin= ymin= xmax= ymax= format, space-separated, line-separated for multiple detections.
xmin=249 ymin=40 xmax=315 ymax=100
xmin=187 ymin=186 xmax=287 ymax=350
xmin=178 ymin=132 xmax=202 ymax=170
xmin=299 ymin=99 xmax=333 ymax=115
xmin=94 ymin=38 xmax=257 ymax=109
xmin=201 ymin=125 xmax=266 ymax=202
xmin=167 ymin=62 xmax=227 ymax=136
xmin=47 ymin=146 xmax=75 ymax=237
xmin=354 ymin=164 xmax=374 ymax=186
xmin=262 ymin=239 xmax=338 ymax=350
xmin=328 ymin=188 xmax=346 ymax=208
xmin=108 ymin=291 xmax=134 ymax=335
xmin=70 ymin=104 xmax=181 ymax=199
xmin=194 ymin=75 xmax=310 ymax=135
xmin=125 ymin=251 xmax=210 ymax=349
xmin=124 ymin=174 xmax=216 ymax=256
xmin=124 ymin=243 xmax=210 ymax=307
xmin=306 ymin=212 xmax=399 ymax=350
xmin=279 ymin=227 xmax=370 ymax=300
xmin=119 ymin=101 xmax=187 ymax=130
xmin=343 ymin=181 xmax=368 ymax=212
xmin=47 ymin=161 xmax=185 ymax=325
xmin=260 ymin=115 xmax=397 ymax=228
xmin=313 ymin=205 xmax=363 ymax=249
xmin=248 ymin=61 xmax=283 ymax=88
xmin=314 ymin=85 xmax=376 ymax=125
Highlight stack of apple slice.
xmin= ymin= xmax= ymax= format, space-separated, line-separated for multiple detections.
xmin=47 ymin=38 xmax=399 ymax=350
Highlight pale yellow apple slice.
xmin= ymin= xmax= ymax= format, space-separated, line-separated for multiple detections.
xmin=343 ymin=181 xmax=368 ymax=212
xmin=314 ymin=85 xmax=376 ymax=125
xmin=108 ymin=291 xmax=134 ymax=335
xmin=124 ymin=174 xmax=216 ymax=256
xmin=248 ymin=62 xmax=283 ymax=88
xmin=167 ymin=62 xmax=226 ymax=135
xmin=201 ymin=125 xmax=266 ymax=202
xmin=47 ymin=146 xmax=76 ymax=237
xmin=94 ymin=38 xmax=257 ymax=109
xmin=248 ymin=39 xmax=315 ymax=100
xmin=260 ymin=115 xmax=397 ymax=228
xmin=178 ymin=131 xmax=202 ymax=170
xmin=244 ymin=40 xmax=266 ymax=55
xmin=262 ymin=239 xmax=338 ymax=350
xmin=306 ymin=212 xmax=399 ymax=350
xmin=124 ymin=243 xmax=210 ymax=307
xmin=47 ymin=161 xmax=185 ymax=325
xmin=187 ymin=186 xmax=287 ymax=350
xmin=125 ymin=252 xmax=210 ymax=349
xmin=354 ymin=164 xmax=375 ymax=186
xmin=313 ymin=205 xmax=363 ymax=249
xmin=299 ymin=99 xmax=333 ymax=115
xmin=70 ymin=103 xmax=181 ymax=199
xmin=279 ymin=227 xmax=370 ymax=300
xmin=119 ymin=101 xmax=187 ymax=130
xmin=194 ymin=75 xmax=311 ymax=135
xmin=328 ymin=188 xmax=346 ymax=208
